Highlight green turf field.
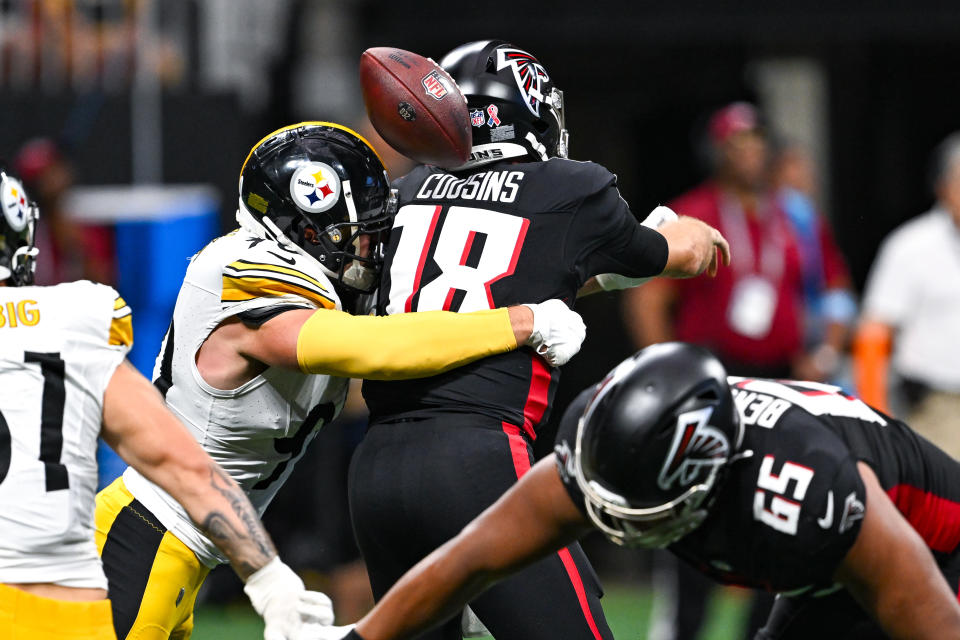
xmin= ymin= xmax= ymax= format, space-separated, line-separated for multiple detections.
xmin=192 ymin=583 xmax=750 ymax=639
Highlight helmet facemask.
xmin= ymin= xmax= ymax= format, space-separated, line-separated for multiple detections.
xmin=576 ymin=439 xmax=718 ymax=548
xmin=304 ymin=186 xmax=397 ymax=294
xmin=0 ymin=171 xmax=40 ymax=286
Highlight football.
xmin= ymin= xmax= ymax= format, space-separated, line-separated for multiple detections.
xmin=359 ymin=47 xmax=471 ymax=168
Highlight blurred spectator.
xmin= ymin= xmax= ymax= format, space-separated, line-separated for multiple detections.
xmin=623 ymin=102 xmax=854 ymax=640
xmin=14 ymin=137 xmax=113 ymax=284
xmin=624 ymin=102 xmax=851 ymax=381
xmin=1 ymin=0 xmax=184 ymax=91
xmin=772 ymin=142 xmax=858 ymax=382
xmin=855 ymin=132 xmax=960 ymax=459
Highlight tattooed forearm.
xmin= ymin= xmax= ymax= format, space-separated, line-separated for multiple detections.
xmin=195 ymin=464 xmax=277 ymax=579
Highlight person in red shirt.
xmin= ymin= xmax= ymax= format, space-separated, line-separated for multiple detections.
xmin=623 ymin=102 xmax=854 ymax=639
xmin=14 ymin=138 xmax=114 ymax=285
xmin=625 ymin=103 xmax=851 ymax=380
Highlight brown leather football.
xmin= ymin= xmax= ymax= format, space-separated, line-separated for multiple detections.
xmin=360 ymin=47 xmax=471 ymax=168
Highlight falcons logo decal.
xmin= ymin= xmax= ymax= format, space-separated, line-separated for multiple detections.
xmin=657 ymin=406 xmax=730 ymax=491
xmin=496 ymin=48 xmax=550 ymax=117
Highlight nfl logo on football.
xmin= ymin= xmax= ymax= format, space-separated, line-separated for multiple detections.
xmin=421 ymin=70 xmax=449 ymax=101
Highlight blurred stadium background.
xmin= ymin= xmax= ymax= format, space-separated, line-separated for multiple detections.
xmin=4 ymin=0 xmax=960 ymax=637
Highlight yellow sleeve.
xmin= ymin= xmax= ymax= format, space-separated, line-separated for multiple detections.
xmin=296 ymin=308 xmax=518 ymax=379
xmin=109 ymin=295 xmax=134 ymax=348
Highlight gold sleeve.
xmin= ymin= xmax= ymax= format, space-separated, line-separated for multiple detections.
xmin=109 ymin=295 xmax=134 ymax=347
xmin=296 ymin=308 xmax=518 ymax=379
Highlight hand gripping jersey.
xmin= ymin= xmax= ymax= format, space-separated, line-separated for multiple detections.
xmin=0 ymin=281 xmax=132 ymax=588
xmin=122 ymin=229 xmax=349 ymax=567
xmin=363 ymin=159 xmax=669 ymax=435
xmin=557 ymin=377 xmax=960 ymax=594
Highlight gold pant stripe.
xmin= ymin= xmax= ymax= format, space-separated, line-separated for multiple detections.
xmin=0 ymin=583 xmax=115 ymax=639
xmin=95 ymin=478 xmax=211 ymax=640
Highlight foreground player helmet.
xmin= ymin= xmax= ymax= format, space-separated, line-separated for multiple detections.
xmin=573 ymin=343 xmax=743 ymax=548
xmin=238 ymin=122 xmax=397 ymax=294
xmin=0 ymin=170 xmax=39 ymax=286
xmin=440 ymin=40 xmax=568 ymax=169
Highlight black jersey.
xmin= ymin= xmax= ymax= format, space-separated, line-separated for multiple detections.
xmin=362 ymin=159 xmax=668 ymax=434
xmin=556 ymin=377 xmax=960 ymax=594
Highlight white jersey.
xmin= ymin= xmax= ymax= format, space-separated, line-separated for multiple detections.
xmin=123 ymin=229 xmax=349 ymax=567
xmin=0 ymin=281 xmax=132 ymax=588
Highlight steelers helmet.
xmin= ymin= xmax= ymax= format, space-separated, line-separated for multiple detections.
xmin=573 ymin=343 xmax=743 ymax=548
xmin=238 ymin=122 xmax=396 ymax=293
xmin=440 ymin=40 xmax=568 ymax=169
xmin=0 ymin=169 xmax=39 ymax=286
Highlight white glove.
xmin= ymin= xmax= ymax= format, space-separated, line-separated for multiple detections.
xmin=596 ymin=205 xmax=679 ymax=291
xmin=522 ymin=299 xmax=586 ymax=367
xmin=296 ymin=623 xmax=357 ymax=640
xmin=244 ymin=557 xmax=335 ymax=640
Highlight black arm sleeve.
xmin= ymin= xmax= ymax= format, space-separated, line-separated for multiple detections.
xmin=237 ymin=303 xmax=312 ymax=328
xmin=565 ymin=185 xmax=669 ymax=283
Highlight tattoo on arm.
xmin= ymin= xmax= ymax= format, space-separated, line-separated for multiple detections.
xmin=199 ymin=464 xmax=277 ymax=578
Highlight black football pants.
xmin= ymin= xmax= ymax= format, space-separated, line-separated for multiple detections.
xmin=349 ymin=415 xmax=613 ymax=640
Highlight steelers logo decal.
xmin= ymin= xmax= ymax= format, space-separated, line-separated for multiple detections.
xmin=1 ymin=176 xmax=30 ymax=232
xmin=289 ymin=162 xmax=341 ymax=213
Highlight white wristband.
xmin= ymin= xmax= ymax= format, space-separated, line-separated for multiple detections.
xmin=594 ymin=206 xmax=678 ymax=291
xmin=595 ymin=273 xmax=653 ymax=291
xmin=641 ymin=205 xmax=679 ymax=229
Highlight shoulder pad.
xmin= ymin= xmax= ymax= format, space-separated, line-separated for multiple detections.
xmin=543 ymin=158 xmax=616 ymax=193
xmin=519 ymin=159 xmax=617 ymax=211
xmin=742 ymin=413 xmax=865 ymax=575
xmin=109 ymin=293 xmax=133 ymax=347
xmin=50 ymin=281 xmax=134 ymax=349
xmin=220 ymin=234 xmax=338 ymax=311
xmin=394 ymin=165 xmax=439 ymax=201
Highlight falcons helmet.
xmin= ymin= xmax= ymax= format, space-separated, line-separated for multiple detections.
xmin=440 ymin=40 xmax=568 ymax=169
xmin=0 ymin=170 xmax=39 ymax=286
xmin=573 ymin=343 xmax=744 ymax=548
xmin=238 ymin=122 xmax=397 ymax=294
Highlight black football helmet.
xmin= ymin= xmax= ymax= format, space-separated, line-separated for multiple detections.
xmin=573 ymin=343 xmax=744 ymax=548
xmin=238 ymin=122 xmax=397 ymax=294
xmin=440 ymin=40 xmax=568 ymax=169
xmin=0 ymin=169 xmax=39 ymax=286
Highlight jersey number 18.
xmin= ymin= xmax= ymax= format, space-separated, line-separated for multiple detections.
xmin=385 ymin=204 xmax=529 ymax=314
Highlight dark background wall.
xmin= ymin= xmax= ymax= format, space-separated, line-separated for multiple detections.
xmin=346 ymin=0 xmax=960 ymax=439
xmin=3 ymin=0 xmax=958 ymax=429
